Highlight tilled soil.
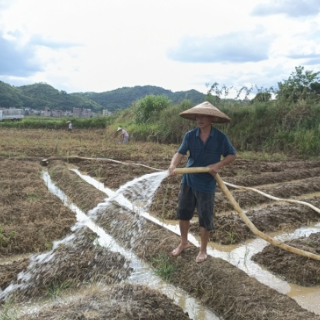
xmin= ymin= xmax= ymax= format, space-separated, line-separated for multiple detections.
xmin=252 ymin=232 xmax=320 ymax=286
xmin=18 ymin=284 xmax=192 ymax=320
xmin=1 ymin=129 xmax=320 ymax=319
xmin=0 ymin=159 xmax=193 ymax=320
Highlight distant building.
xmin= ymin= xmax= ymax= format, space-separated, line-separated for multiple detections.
xmin=73 ymin=107 xmax=81 ymax=117
xmin=43 ymin=107 xmax=51 ymax=117
xmin=103 ymin=109 xmax=112 ymax=116
xmin=52 ymin=110 xmax=63 ymax=117
xmin=82 ymin=108 xmax=92 ymax=118
xmin=73 ymin=107 xmax=92 ymax=118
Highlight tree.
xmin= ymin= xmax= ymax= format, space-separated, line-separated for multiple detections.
xmin=133 ymin=95 xmax=171 ymax=124
xmin=251 ymin=92 xmax=271 ymax=104
xmin=277 ymin=66 xmax=320 ymax=102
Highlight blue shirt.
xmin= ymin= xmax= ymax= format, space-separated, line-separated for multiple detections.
xmin=178 ymin=127 xmax=236 ymax=194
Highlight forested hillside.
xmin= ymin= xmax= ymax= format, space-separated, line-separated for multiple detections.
xmin=0 ymin=82 xmax=102 ymax=112
xmin=0 ymin=81 xmax=206 ymax=113
xmin=72 ymin=85 xmax=206 ymax=112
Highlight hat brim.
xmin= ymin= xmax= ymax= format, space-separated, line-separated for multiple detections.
xmin=179 ymin=110 xmax=231 ymax=123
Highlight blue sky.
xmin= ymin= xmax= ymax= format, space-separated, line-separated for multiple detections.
xmin=0 ymin=0 xmax=320 ymax=97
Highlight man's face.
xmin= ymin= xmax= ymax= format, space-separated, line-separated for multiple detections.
xmin=196 ymin=115 xmax=214 ymax=128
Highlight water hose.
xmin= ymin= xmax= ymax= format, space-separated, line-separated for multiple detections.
xmin=173 ymin=167 xmax=320 ymax=261
xmin=41 ymin=156 xmax=161 ymax=172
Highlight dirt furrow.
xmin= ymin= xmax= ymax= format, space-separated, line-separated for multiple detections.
xmin=44 ymin=160 xmax=320 ymax=319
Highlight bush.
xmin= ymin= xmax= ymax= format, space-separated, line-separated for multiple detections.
xmin=133 ymin=95 xmax=171 ymax=124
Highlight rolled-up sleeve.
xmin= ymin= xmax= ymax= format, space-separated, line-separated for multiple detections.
xmin=178 ymin=132 xmax=190 ymax=155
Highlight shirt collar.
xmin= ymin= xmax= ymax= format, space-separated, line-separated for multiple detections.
xmin=196 ymin=127 xmax=214 ymax=137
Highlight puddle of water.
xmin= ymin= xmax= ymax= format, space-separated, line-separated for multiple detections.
xmin=296 ymin=191 xmax=320 ymax=202
xmin=206 ymin=225 xmax=320 ymax=315
xmin=0 ymin=253 xmax=30 ymax=265
xmin=288 ymin=284 xmax=320 ymax=315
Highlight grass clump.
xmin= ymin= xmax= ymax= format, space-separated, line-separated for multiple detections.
xmin=152 ymin=252 xmax=175 ymax=280
xmin=0 ymin=298 xmax=19 ymax=320
xmin=46 ymin=280 xmax=72 ymax=298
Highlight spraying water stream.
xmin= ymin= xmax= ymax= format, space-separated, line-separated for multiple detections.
xmin=0 ymin=171 xmax=219 ymax=320
xmin=44 ymin=171 xmax=220 ymax=320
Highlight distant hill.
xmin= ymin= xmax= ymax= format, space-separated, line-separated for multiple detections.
xmin=72 ymin=85 xmax=206 ymax=112
xmin=0 ymin=81 xmax=102 ymax=112
xmin=0 ymin=81 xmax=206 ymax=113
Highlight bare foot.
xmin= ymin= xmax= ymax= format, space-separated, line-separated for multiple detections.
xmin=171 ymin=243 xmax=191 ymax=256
xmin=195 ymin=252 xmax=207 ymax=263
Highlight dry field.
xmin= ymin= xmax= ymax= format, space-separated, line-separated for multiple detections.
xmin=1 ymin=127 xmax=320 ymax=320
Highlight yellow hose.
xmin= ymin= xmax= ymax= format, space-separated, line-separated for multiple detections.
xmin=173 ymin=167 xmax=320 ymax=261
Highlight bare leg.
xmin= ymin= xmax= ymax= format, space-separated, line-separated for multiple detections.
xmin=196 ymin=226 xmax=210 ymax=263
xmin=172 ymin=220 xmax=191 ymax=256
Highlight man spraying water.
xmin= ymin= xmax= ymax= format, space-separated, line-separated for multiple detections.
xmin=168 ymin=102 xmax=237 ymax=263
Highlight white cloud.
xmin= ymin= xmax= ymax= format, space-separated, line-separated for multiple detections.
xmin=167 ymin=27 xmax=271 ymax=63
xmin=0 ymin=0 xmax=319 ymax=96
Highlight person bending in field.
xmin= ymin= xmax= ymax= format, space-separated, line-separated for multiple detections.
xmin=117 ymin=127 xmax=129 ymax=144
xmin=168 ymin=101 xmax=237 ymax=263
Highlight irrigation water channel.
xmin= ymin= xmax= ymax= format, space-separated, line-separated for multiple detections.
xmin=70 ymin=168 xmax=320 ymax=317
xmin=1 ymin=167 xmax=320 ymax=319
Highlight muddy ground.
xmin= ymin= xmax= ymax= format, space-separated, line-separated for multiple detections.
xmin=1 ymin=128 xmax=320 ymax=319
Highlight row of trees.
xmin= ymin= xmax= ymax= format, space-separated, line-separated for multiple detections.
xmin=206 ymin=66 xmax=320 ymax=104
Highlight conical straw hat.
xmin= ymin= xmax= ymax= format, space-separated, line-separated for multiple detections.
xmin=179 ymin=101 xmax=231 ymax=123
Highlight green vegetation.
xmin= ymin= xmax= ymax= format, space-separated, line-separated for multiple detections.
xmin=0 ymin=116 xmax=114 ymax=129
xmin=0 ymin=82 xmax=205 ymax=113
xmin=0 ymin=226 xmax=16 ymax=246
xmin=46 ymin=280 xmax=72 ymax=298
xmin=152 ymin=252 xmax=175 ymax=280
xmin=0 ymin=298 xmax=19 ymax=320
xmin=1 ymin=66 xmax=320 ymax=158
xmin=0 ymin=81 xmax=102 ymax=112
xmin=277 ymin=66 xmax=320 ymax=102
xmin=72 ymin=85 xmax=205 ymax=112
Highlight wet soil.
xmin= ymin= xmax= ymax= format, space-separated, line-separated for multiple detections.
xmin=18 ymin=284 xmax=191 ymax=320
xmin=1 ymin=128 xmax=320 ymax=319
xmin=252 ymin=232 xmax=320 ymax=286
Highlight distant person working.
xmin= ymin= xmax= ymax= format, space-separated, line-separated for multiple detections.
xmin=68 ymin=121 xmax=72 ymax=132
xmin=117 ymin=127 xmax=129 ymax=144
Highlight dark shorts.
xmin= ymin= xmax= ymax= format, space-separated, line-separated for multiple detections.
xmin=176 ymin=184 xmax=215 ymax=231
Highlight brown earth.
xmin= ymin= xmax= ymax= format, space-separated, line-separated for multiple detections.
xmin=1 ymin=128 xmax=320 ymax=319
xmin=252 ymin=232 xmax=320 ymax=286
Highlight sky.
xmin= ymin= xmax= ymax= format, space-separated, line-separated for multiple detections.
xmin=0 ymin=0 xmax=320 ymax=98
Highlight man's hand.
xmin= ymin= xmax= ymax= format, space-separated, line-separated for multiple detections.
xmin=207 ymin=163 xmax=220 ymax=176
xmin=168 ymin=153 xmax=184 ymax=176
xmin=207 ymin=154 xmax=237 ymax=177
xmin=168 ymin=165 xmax=177 ymax=176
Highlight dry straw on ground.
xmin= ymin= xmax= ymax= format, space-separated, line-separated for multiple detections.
xmin=1 ymin=129 xmax=320 ymax=319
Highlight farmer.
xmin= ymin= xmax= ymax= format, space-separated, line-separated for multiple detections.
xmin=117 ymin=127 xmax=129 ymax=144
xmin=67 ymin=121 xmax=72 ymax=132
xmin=168 ymin=101 xmax=237 ymax=263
